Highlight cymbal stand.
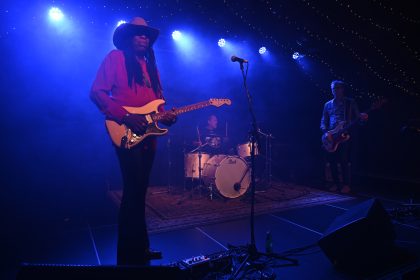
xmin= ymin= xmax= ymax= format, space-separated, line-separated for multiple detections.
xmin=189 ymin=142 xmax=210 ymax=198
xmin=152 ymin=135 xmax=174 ymax=195
xmin=167 ymin=135 xmax=173 ymax=192
xmin=258 ymin=128 xmax=275 ymax=188
xmin=183 ymin=140 xmax=187 ymax=192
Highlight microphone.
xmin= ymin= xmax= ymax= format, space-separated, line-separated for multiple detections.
xmin=231 ymin=55 xmax=248 ymax=63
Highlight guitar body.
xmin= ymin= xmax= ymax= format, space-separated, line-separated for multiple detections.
xmin=322 ymin=121 xmax=351 ymax=153
xmin=105 ymin=99 xmax=168 ymax=149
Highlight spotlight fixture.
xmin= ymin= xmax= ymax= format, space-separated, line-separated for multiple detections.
xmin=218 ymin=38 xmax=226 ymax=47
xmin=172 ymin=30 xmax=182 ymax=41
xmin=49 ymin=7 xmax=64 ymax=21
xmin=259 ymin=47 xmax=267 ymax=54
xmin=292 ymin=52 xmax=300 ymax=60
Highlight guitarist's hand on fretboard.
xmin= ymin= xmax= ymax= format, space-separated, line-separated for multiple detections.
xmin=122 ymin=113 xmax=148 ymax=135
xmin=159 ymin=108 xmax=177 ymax=126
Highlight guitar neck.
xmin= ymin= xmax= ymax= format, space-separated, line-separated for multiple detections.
xmin=340 ymin=107 xmax=374 ymax=133
xmin=153 ymin=100 xmax=212 ymax=121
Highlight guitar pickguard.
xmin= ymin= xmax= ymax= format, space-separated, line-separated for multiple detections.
xmin=122 ymin=120 xmax=168 ymax=149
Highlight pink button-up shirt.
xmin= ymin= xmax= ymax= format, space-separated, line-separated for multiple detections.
xmin=90 ymin=50 xmax=163 ymax=122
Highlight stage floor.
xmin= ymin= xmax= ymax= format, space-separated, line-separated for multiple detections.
xmin=6 ymin=188 xmax=420 ymax=279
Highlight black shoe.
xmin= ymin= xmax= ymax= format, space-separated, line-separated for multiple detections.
xmin=145 ymin=249 xmax=162 ymax=260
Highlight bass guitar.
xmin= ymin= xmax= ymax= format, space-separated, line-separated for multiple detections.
xmin=321 ymin=99 xmax=385 ymax=152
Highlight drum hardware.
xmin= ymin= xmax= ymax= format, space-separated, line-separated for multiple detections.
xmin=237 ymin=142 xmax=259 ymax=159
xmin=185 ymin=142 xmax=210 ymax=198
xmin=152 ymin=134 xmax=175 ymax=195
xmin=184 ymin=152 xmax=211 ymax=179
xmin=167 ymin=134 xmax=173 ymax=191
xmin=257 ymin=128 xmax=275 ymax=188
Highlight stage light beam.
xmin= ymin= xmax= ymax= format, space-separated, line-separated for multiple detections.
xmin=49 ymin=7 xmax=64 ymax=22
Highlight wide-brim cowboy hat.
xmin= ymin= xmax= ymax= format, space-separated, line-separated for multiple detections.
xmin=113 ymin=17 xmax=159 ymax=50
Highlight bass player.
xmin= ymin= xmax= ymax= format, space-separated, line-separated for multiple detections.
xmin=320 ymin=80 xmax=368 ymax=193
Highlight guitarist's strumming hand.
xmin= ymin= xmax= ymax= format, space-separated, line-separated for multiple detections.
xmin=122 ymin=113 xmax=148 ymax=135
xmin=160 ymin=108 xmax=177 ymax=126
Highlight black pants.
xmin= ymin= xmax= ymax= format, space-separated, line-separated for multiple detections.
xmin=115 ymin=138 xmax=156 ymax=265
xmin=324 ymin=142 xmax=351 ymax=188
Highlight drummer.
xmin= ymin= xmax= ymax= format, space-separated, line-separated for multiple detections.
xmin=194 ymin=114 xmax=232 ymax=154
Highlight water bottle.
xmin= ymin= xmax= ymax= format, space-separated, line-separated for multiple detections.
xmin=265 ymin=230 xmax=273 ymax=254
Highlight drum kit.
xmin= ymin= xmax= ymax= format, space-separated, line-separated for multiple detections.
xmin=183 ymin=135 xmax=271 ymax=200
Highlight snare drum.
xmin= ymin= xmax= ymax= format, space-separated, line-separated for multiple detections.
xmin=237 ymin=142 xmax=259 ymax=158
xmin=202 ymin=155 xmax=251 ymax=198
xmin=184 ymin=152 xmax=211 ymax=178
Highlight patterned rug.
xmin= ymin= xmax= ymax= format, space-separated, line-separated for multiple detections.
xmin=108 ymin=182 xmax=353 ymax=233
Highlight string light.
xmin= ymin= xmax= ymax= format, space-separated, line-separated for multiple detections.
xmin=258 ymin=0 xmax=418 ymax=97
xmin=334 ymin=0 xmax=420 ymax=62
xmin=299 ymin=0 xmax=417 ymax=87
xmin=221 ymin=1 xmax=358 ymax=98
xmin=369 ymin=0 xmax=420 ymax=25
xmin=2 ymin=1 xmax=417 ymax=98
xmin=223 ymin=1 xmax=385 ymax=98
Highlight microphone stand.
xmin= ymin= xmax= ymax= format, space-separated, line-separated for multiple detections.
xmin=228 ymin=61 xmax=297 ymax=279
xmin=258 ymin=128 xmax=274 ymax=188
xmin=241 ymin=61 xmax=258 ymax=250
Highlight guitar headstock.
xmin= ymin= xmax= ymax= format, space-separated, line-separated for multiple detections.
xmin=209 ymin=98 xmax=232 ymax=107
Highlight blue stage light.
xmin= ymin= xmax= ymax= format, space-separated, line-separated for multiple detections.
xmin=259 ymin=47 xmax=267 ymax=54
xmin=218 ymin=38 xmax=226 ymax=47
xmin=292 ymin=52 xmax=300 ymax=60
xmin=49 ymin=7 xmax=64 ymax=21
xmin=172 ymin=30 xmax=182 ymax=41
xmin=116 ymin=20 xmax=126 ymax=27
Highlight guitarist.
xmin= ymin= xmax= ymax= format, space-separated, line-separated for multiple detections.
xmin=320 ymin=80 xmax=368 ymax=193
xmin=90 ymin=17 xmax=176 ymax=265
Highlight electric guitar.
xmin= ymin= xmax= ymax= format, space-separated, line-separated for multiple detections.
xmin=321 ymin=99 xmax=385 ymax=153
xmin=106 ymin=98 xmax=232 ymax=149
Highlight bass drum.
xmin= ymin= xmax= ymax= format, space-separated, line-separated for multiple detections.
xmin=184 ymin=152 xmax=211 ymax=178
xmin=202 ymin=155 xmax=251 ymax=198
